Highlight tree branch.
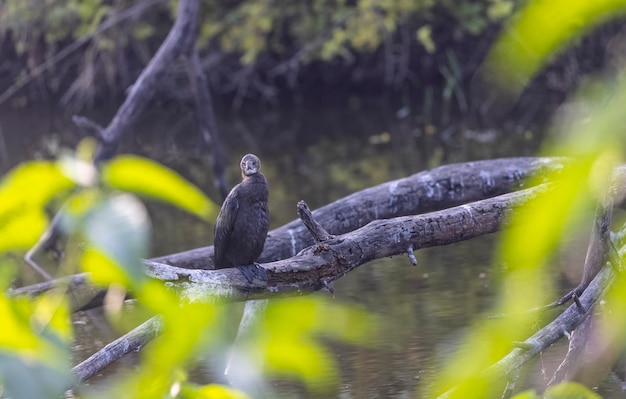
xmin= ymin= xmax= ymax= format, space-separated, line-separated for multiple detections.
xmin=297 ymin=200 xmax=334 ymax=242
xmin=84 ymin=0 xmax=199 ymax=163
xmin=145 ymin=184 xmax=548 ymax=304
xmin=13 ymin=157 xmax=566 ymax=304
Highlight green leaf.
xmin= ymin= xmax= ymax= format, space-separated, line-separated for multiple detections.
xmin=512 ymin=391 xmax=540 ymax=399
xmin=0 ymin=352 xmax=73 ymax=399
xmin=545 ymin=382 xmax=602 ymax=399
xmin=0 ymin=292 xmax=72 ymax=399
xmin=101 ymin=155 xmax=217 ymax=221
xmin=181 ymin=383 xmax=250 ymax=399
xmin=487 ymin=0 xmax=514 ymax=21
xmin=483 ymin=0 xmax=626 ymax=95
xmin=0 ymin=161 xmax=75 ymax=254
xmin=0 ymin=161 xmax=74 ymax=218
xmin=82 ymin=194 xmax=150 ymax=287
xmin=245 ymin=297 xmax=374 ymax=392
xmin=417 ymin=25 xmax=436 ymax=54
xmin=0 ymin=207 xmax=48 ymax=252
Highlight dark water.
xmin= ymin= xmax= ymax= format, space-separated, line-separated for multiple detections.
xmin=1 ymin=100 xmax=621 ymax=398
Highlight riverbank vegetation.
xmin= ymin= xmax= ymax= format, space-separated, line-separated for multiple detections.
xmin=0 ymin=0 xmax=622 ymax=126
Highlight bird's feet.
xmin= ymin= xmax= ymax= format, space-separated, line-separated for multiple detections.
xmin=237 ymin=263 xmax=268 ymax=286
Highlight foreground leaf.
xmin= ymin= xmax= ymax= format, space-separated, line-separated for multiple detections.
xmin=0 ymin=292 xmax=73 ymax=399
xmin=81 ymin=194 xmax=150 ymax=287
xmin=0 ymin=161 xmax=74 ymax=216
xmin=545 ymin=382 xmax=602 ymax=399
xmin=484 ymin=0 xmax=626 ymax=95
xmin=101 ymin=155 xmax=217 ymax=221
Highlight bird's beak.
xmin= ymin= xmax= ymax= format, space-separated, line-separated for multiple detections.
xmin=243 ymin=161 xmax=258 ymax=175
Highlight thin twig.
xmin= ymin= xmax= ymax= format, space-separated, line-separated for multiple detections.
xmin=297 ymin=200 xmax=334 ymax=242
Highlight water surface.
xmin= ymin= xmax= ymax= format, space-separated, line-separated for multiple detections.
xmin=2 ymin=100 xmax=619 ymax=397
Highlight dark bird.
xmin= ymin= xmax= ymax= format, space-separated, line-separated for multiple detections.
xmin=214 ymin=153 xmax=269 ymax=284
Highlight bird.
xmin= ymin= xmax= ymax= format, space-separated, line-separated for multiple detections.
xmin=214 ymin=153 xmax=269 ymax=284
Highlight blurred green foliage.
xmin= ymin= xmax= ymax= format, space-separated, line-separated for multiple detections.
xmin=429 ymin=0 xmax=626 ymax=398
xmin=0 ymin=161 xmax=74 ymax=251
xmin=0 ymin=139 xmax=375 ymax=398
xmin=513 ymin=382 xmax=602 ymax=399
xmin=483 ymin=0 xmax=626 ymax=96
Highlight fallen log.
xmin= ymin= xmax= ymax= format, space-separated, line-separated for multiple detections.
xmin=154 ymin=157 xmax=564 ymax=269
xmin=13 ymin=157 xmax=564 ymax=304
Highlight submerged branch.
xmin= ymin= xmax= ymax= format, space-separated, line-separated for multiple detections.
xmin=73 ymin=316 xmax=163 ymax=383
xmin=438 ymin=264 xmax=614 ymax=399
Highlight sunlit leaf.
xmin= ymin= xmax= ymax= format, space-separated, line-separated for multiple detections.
xmin=483 ymin=0 xmax=626 ymax=95
xmin=0 ymin=207 xmax=48 ymax=252
xmin=0 ymin=161 xmax=74 ymax=218
xmin=262 ymin=296 xmax=374 ymax=342
xmin=181 ymin=383 xmax=250 ymax=399
xmin=417 ymin=25 xmax=436 ymax=54
xmin=511 ymin=390 xmax=540 ymax=399
xmin=264 ymin=337 xmax=337 ymax=390
xmin=544 ymin=382 xmax=602 ymax=399
xmin=101 ymin=155 xmax=217 ymax=221
xmin=0 ymin=160 xmax=76 ymax=254
xmin=238 ymin=296 xmax=376 ymax=392
xmin=103 ymin=301 xmax=223 ymax=399
xmin=0 ymin=295 xmax=42 ymax=352
xmin=487 ymin=0 xmax=514 ymax=21
xmin=81 ymin=248 xmax=131 ymax=288
xmin=500 ymin=159 xmax=594 ymax=277
xmin=0 ymin=292 xmax=72 ymax=399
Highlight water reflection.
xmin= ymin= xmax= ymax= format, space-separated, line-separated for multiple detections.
xmin=5 ymin=100 xmax=618 ymax=397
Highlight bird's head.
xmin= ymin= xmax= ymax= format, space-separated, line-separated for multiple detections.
xmin=240 ymin=153 xmax=261 ymax=177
